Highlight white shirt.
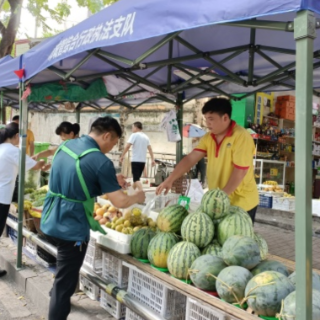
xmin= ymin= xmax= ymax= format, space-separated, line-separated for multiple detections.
xmin=0 ymin=143 xmax=37 ymax=204
xmin=127 ymin=132 xmax=150 ymax=163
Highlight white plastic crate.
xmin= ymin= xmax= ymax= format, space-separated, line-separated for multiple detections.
xmin=272 ymin=197 xmax=295 ymax=211
xmin=24 ymin=239 xmax=37 ymax=256
xmin=79 ymin=274 xmax=100 ymax=301
xmin=84 ymin=233 xmax=102 ymax=274
xmin=124 ymin=262 xmax=186 ymax=319
xmin=102 ymin=251 xmax=129 ymax=288
xmin=100 ymin=290 xmax=126 ymax=320
xmin=186 ymin=298 xmax=227 ymax=320
xmin=126 ymin=308 xmax=185 ymax=320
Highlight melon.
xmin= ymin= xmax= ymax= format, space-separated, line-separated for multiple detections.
xmin=288 ymin=271 xmax=320 ymax=291
xmin=156 ymin=204 xmax=188 ymax=233
xmin=254 ymin=233 xmax=268 ymax=260
xmin=251 ymin=260 xmax=289 ymax=277
xmin=130 ymin=228 xmax=156 ymax=260
xmin=202 ymin=242 xmax=222 ymax=257
xmin=181 ymin=211 xmax=214 ymax=248
xmin=167 ymin=241 xmax=201 ymax=279
xmin=216 ymin=266 xmax=253 ymax=304
xmin=282 ymin=289 xmax=320 ymax=320
xmin=217 ymin=209 xmax=254 ymax=246
xmin=245 ymin=271 xmax=295 ymax=317
xmin=147 ymin=232 xmax=179 ymax=269
xmin=189 ymin=255 xmax=227 ymax=291
xmin=222 ymin=235 xmax=260 ymax=270
xmin=229 ymin=205 xmax=251 ymax=221
xmin=201 ymin=189 xmax=230 ymax=220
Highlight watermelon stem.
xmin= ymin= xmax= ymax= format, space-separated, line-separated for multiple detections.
xmin=206 ymin=273 xmax=241 ymax=305
xmin=275 ymin=299 xmax=292 ymax=320
xmin=241 ymin=281 xmax=276 ymax=306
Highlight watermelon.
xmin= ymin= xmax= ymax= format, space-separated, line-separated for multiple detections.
xmin=217 ymin=209 xmax=254 ymax=246
xmin=282 ymin=289 xmax=320 ymax=320
xmin=254 ymin=233 xmax=268 ymax=260
xmin=216 ymin=266 xmax=253 ymax=303
xmin=222 ymin=235 xmax=260 ymax=270
xmin=201 ymin=189 xmax=230 ymax=220
xmin=167 ymin=241 xmax=201 ymax=279
xmin=147 ymin=232 xmax=179 ymax=269
xmin=229 ymin=205 xmax=251 ymax=220
xmin=130 ymin=228 xmax=156 ymax=260
xmin=251 ymin=260 xmax=289 ymax=277
xmin=288 ymin=271 xmax=320 ymax=291
xmin=181 ymin=211 xmax=214 ymax=248
xmin=189 ymin=255 xmax=227 ymax=291
xmin=202 ymin=242 xmax=222 ymax=257
xmin=157 ymin=204 xmax=188 ymax=232
xmin=245 ymin=271 xmax=295 ymax=317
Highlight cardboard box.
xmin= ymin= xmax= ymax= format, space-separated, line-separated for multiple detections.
xmin=277 ymin=95 xmax=295 ymax=102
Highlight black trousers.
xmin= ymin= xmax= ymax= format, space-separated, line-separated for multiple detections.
xmin=194 ymin=158 xmax=206 ymax=185
xmin=46 ymin=235 xmax=88 ymax=320
xmin=247 ymin=206 xmax=258 ymax=225
xmin=0 ymin=203 xmax=10 ymax=237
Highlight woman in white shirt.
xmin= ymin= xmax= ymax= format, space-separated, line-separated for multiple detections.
xmin=0 ymin=122 xmax=44 ymax=278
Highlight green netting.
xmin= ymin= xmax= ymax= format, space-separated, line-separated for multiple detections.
xmin=27 ymin=78 xmax=107 ymax=103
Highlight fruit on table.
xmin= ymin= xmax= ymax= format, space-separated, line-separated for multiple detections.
xmin=201 ymin=189 xmax=230 ymax=220
xmin=147 ymin=232 xmax=178 ymax=268
xmin=202 ymin=241 xmax=222 ymax=257
xmin=157 ymin=204 xmax=188 ymax=233
xmin=217 ymin=208 xmax=254 ymax=246
xmin=245 ymin=271 xmax=295 ymax=317
xmin=251 ymin=260 xmax=289 ymax=277
xmin=216 ymin=266 xmax=253 ymax=303
xmin=282 ymin=289 xmax=320 ymax=320
xmin=130 ymin=228 xmax=156 ymax=260
xmin=189 ymin=255 xmax=227 ymax=291
xmin=288 ymin=270 xmax=320 ymax=291
xmin=263 ymin=180 xmax=278 ymax=186
xmin=181 ymin=211 xmax=214 ymax=248
xmin=167 ymin=241 xmax=201 ymax=279
xmin=254 ymin=232 xmax=268 ymax=261
xmin=222 ymin=235 xmax=260 ymax=270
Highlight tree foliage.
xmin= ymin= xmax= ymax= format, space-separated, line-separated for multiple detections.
xmin=0 ymin=0 xmax=119 ymax=58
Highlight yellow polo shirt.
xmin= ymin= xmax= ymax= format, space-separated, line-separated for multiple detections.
xmin=26 ymin=129 xmax=35 ymax=156
xmin=195 ymin=121 xmax=258 ymax=211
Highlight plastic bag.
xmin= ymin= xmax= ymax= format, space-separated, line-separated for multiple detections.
xmin=186 ymin=179 xmax=204 ymax=203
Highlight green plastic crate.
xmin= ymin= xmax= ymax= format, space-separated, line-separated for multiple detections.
xmin=231 ymin=94 xmax=255 ymax=128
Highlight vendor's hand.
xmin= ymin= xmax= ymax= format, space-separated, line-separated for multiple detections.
xmin=119 ymin=156 xmax=124 ymax=164
xmin=41 ymin=163 xmax=52 ymax=171
xmin=134 ymin=190 xmax=145 ymax=204
xmin=151 ymin=160 xmax=156 ymax=167
xmin=32 ymin=154 xmax=39 ymax=161
xmin=156 ymin=179 xmax=173 ymax=195
xmin=117 ymin=174 xmax=128 ymax=189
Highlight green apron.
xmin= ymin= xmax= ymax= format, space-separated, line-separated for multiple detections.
xmin=45 ymin=141 xmax=106 ymax=235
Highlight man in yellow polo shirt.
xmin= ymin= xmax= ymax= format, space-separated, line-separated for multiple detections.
xmin=156 ymin=98 xmax=259 ymax=223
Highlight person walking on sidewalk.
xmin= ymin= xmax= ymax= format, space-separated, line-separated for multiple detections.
xmin=120 ymin=122 xmax=155 ymax=190
xmin=0 ymin=123 xmax=45 ymax=277
xmin=40 ymin=116 xmax=145 ymax=320
xmin=156 ymin=98 xmax=259 ymax=223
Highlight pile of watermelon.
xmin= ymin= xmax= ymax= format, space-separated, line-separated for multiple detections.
xmin=130 ymin=188 xmax=320 ymax=318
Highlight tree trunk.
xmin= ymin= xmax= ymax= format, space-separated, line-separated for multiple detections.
xmin=0 ymin=0 xmax=23 ymax=58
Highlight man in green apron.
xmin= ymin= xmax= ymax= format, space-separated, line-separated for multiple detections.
xmin=40 ymin=116 xmax=145 ymax=320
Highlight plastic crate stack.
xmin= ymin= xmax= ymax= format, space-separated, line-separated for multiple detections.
xmin=80 ymin=232 xmax=102 ymax=301
xmin=124 ymin=262 xmax=186 ymax=320
xmin=6 ymin=213 xmax=18 ymax=243
xmin=258 ymin=193 xmax=273 ymax=208
xmin=24 ymin=239 xmax=37 ymax=256
xmin=100 ymin=251 xmax=129 ymax=319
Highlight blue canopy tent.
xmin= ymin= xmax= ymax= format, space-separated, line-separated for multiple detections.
xmin=0 ymin=0 xmax=319 ymax=318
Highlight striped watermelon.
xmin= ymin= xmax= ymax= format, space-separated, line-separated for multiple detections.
xmin=147 ymin=232 xmax=179 ymax=269
xmin=167 ymin=241 xmax=201 ymax=279
xmin=189 ymin=255 xmax=227 ymax=291
xmin=181 ymin=211 xmax=214 ymax=248
xmin=130 ymin=228 xmax=156 ymax=260
xmin=157 ymin=204 xmax=188 ymax=233
xmin=229 ymin=206 xmax=252 ymax=222
xmin=254 ymin=233 xmax=268 ymax=260
xmin=216 ymin=266 xmax=253 ymax=303
xmin=202 ymin=241 xmax=222 ymax=257
xmin=222 ymin=235 xmax=260 ymax=270
xmin=201 ymin=189 xmax=230 ymax=220
xmin=245 ymin=271 xmax=295 ymax=317
xmin=251 ymin=260 xmax=289 ymax=277
xmin=217 ymin=209 xmax=254 ymax=246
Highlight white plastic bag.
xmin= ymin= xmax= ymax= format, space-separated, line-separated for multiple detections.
xmin=186 ymin=179 xmax=204 ymax=203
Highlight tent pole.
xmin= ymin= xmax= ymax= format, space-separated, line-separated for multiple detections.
xmin=76 ymin=104 xmax=81 ymax=124
xmin=175 ymin=93 xmax=183 ymax=163
xmin=294 ymin=10 xmax=315 ymax=320
xmin=17 ymin=81 xmax=27 ymax=269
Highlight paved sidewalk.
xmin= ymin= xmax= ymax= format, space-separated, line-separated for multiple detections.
xmin=254 ymin=222 xmax=320 ymax=269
